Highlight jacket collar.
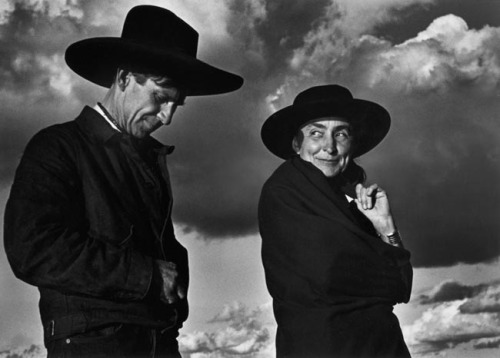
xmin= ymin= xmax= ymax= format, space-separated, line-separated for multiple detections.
xmin=75 ymin=106 xmax=174 ymax=154
xmin=290 ymin=156 xmax=358 ymax=223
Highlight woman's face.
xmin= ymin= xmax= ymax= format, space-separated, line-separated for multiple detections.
xmin=293 ymin=117 xmax=353 ymax=178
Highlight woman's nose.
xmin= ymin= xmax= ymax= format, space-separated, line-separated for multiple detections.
xmin=323 ymin=136 xmax=337 ymax=154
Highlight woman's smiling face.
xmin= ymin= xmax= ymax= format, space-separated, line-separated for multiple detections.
xmin=293 ymin=117 xmax=353 ymax=178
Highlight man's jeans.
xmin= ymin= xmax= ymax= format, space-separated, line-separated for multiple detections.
xmin=46 ymin=323 xmax=181 ymax=357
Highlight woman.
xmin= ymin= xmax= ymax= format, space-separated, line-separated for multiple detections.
xmin=259 ymin=85 xmax=412 ymax=357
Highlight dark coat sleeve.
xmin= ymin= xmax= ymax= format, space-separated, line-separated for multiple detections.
xmin=259 ymin=182 xmax=412 ymax=307
xmin=4 ymin=128 xmax=153 ymax=301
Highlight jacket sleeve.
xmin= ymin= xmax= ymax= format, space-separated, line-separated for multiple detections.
xmin=4 ymin=129 xmax=153 ymax=301
xmin=259 ymin=183 xmax=412 ymax=306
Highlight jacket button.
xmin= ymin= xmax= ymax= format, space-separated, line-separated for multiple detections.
xmin=66 ymin=338 xmax=71 ymax=344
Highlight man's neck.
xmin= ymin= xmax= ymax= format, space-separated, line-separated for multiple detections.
xmin=94 ymin=103 xmax=121 ymax=132
xmin=98 ymin=88 xmax=124 ymax=132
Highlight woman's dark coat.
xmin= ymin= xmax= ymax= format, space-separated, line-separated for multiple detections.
xmin=259 ymin=157 xmax=412 ymax=358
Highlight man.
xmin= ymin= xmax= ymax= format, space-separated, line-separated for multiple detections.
xmin=4 ymin=5 xmax=243 ymax=357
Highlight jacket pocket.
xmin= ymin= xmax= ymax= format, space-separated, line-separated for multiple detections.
xmin=68 ymin=323 xmax=124 ymax=343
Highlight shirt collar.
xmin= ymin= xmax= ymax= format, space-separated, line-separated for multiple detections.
xmin=93 ymin=103 xmax=121 ymax=132
xmin=75 ymin=106 xmax=175 ymax=154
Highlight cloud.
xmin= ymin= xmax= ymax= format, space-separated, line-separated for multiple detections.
xmin=269 ymin=6 xmax=500 ymax=266
xmin=0 ymin=1 xmax=80 ymax=95
xmin=404 ymin=280 xmax=500 ymax=355
xmin=473 ymin=337 xmax=500 ymax=350
xmin=418 ymin=280 xmax=489 ymax=304
xmin=369 ymin=14 xmax=500 ymax=92
xmin=459 ymin=283 xmax=500 ymax=314
xmin=1 ymin=0 xmax=499 ymax=268
xmin=179 ymin=301 xmax=275 ymax=357
xmin=0 ymin=344 xmax=45 ymax=358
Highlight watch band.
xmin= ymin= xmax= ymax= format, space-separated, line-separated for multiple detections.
xmin=386 ymin=230 xmax=403 ymax=247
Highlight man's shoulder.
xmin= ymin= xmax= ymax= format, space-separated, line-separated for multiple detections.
xmin=24 ymin=113 xmax=87 ymax=159
xmin=29 ymin=120 xmax=78 ymax=146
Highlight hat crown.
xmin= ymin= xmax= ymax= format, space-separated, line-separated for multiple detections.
xmin=293 ymin=85 xmax=354 ymax=106
xmin=121 ymin=5 xmax=198 ymax=57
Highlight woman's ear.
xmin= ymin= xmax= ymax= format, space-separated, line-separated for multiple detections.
xmin=292 ymin=136 xmax=301 ymax=154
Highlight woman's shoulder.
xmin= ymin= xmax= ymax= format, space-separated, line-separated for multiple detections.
xmin=263 ymin=159 xmax=299 ymax=189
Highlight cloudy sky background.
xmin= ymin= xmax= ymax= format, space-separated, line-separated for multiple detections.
xmin=0 ymin=0 xmax=499 ymax=357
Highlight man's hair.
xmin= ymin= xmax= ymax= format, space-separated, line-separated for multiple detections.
xmin=115 ymin=64 xmax=187 ymax=104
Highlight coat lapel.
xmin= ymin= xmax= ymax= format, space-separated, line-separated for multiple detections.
xmin=291 ymin=157 xmax=359 ymax=224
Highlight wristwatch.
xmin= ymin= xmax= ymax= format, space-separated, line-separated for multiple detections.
xmin=386 ymin=230 xmax=403 ymax=247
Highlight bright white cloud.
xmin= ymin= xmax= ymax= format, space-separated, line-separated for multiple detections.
xmin=403 ymin=280 xmax=500 ymax=356
xmin=179 ymin=301 xmax=275 ymax=357
xmin=271 ymin=0 xmax=437 ymax=109
xmin=405 ymin=300 xmax=500 ymax=345
xmin=276 ymin=6 xmax=500 ymax=108
xmin=289 ymin=0 xmax=434 ymax=72
xmin=370 ymin=14 xmax=500 ymax=92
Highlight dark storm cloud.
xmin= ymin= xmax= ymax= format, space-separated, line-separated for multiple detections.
xmin=152 ymin=0 xmax=339 ymax=238
xmin=270 ymin=6 xmax=500 ymax=266
xmin=474 ymin=337 xmax=500 ymax=349
xmin=0 ymin=1 xmax=79 ymax=91
xmin=369 ymin=89 xmax=500 ymax=267
xmin=1 ymin=0 xmax=500 ymax=269
xmin=164 ymin=94 xmax=274 ymax=238
xmin=418 ymin=280 xmax=490 ymax=304
xmin=0 ymin=0 xmax=109 ymax=186
xmin=0 ymin=344 xmax=44 ymax=357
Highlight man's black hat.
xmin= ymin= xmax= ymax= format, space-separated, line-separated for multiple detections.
xmin=65 ymin=5 xmax=243 ymax=95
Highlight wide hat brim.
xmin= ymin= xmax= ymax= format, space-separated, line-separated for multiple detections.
xmin=261 ymin=95 xmax=391 ymax=159
xmin=65 ymin=38 xmax=243 ymax=96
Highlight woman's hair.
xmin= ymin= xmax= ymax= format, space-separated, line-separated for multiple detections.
xmin=341 ymin=119 xmax=366 ymax=185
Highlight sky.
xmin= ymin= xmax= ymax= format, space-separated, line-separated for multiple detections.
xmin=0 ymin=0 xmax=499 ymax=357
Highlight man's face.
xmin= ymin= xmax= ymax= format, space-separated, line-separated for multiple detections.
xmin=118 ymin=73 xmax=183 ymax=138
xmin=293 ymin=117 xmax=353 ymax=178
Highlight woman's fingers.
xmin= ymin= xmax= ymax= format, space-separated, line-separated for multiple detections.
xmin=355 ymin=183 xmax=381 ymax=210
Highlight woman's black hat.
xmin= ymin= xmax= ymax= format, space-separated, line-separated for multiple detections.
xmin=261 ymin=84 xmax=391 ymax=159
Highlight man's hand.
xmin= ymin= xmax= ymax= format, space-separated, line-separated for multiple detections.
xmin=354 ymin=183 xmax=396 ymax=236
xmin=153 ymin=260 xmax=187 ymax=305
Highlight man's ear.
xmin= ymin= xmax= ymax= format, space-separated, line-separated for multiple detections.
xmin=116 ymin=69 xmax=131 ymax=91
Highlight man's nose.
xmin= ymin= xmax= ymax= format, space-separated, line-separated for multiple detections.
xmin=158 ymin=102 xmax=177 ymax=126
